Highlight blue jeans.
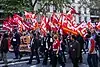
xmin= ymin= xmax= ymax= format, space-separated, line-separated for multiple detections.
xmin=87 ymin=54 xmax=98 ymax=67
xmin=99 ymin=49 xmax=100 ymax=61
xmin=0 ymin=52 xmax=8 ymax=66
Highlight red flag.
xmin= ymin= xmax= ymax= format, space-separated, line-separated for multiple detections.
xmin=51 ymin=13 xmax=58 ymax=24
xmin=12 ymin=14 xmax=21 ymax=25
xmin=40 ymin=16 xmax=48 ymax=35
xmin=32 ymin=13 xmax=37 ymax=19
xmin=13 ymin=14 xmax=25 ymax=32
xmin=62 ymin=20 xmax=78 ymax=35
xmin=49 ymin=13 xmax=59 ymax=32
xmin=58 ymin=13 xmax=62 ymax=28
xmin=23 ymin=21 xmax=30 ymax=30
xmin=87 ymin=20 xmax=94 ymax=29
xmin=13 ymin=14 xmax=23 ymax=21
xmin=96 ymin=22 xmax=100 ymax=30
xmin=70 ymin=7 xmax=77 ymax=14
xmin=60 ymin=11 xmax=78 ymax=35
xmin=7 ymin=17 xmax=14 ymax=29
xmin=31 ymin=14 xmax=39 ymax=30
xmin=24 ymin=11 xmax=32 ymax=19
xmin=66 ymin=8 xmax=77 ymax=27
xmin=58 ymin=13 xmax=67 ymax=28
xmin=49 ymin=20 xmax=58 ymax=32
xmin=2 ymin=16 xmax=14 ymax=31
xmin=3 ymin=20 xmax=12 ymax=31
xmin=32 ymin=19 xmax=39 ymax=30
xmin=76 ymin=22 xmax=87 ymax=37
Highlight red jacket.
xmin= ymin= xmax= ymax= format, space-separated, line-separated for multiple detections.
xmin=88 ymin=36 xmax=96 ymax=54
xmin=52 ymin=39 xmax=60 ymax=50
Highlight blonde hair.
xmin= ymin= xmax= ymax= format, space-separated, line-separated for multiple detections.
xmin=53 ymin=34 xmax=58 ymax=39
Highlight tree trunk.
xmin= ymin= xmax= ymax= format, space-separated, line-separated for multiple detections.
xmin=29 ymin=0 xmax=38 ymax=11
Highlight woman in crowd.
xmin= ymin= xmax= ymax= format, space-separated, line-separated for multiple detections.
xmin=51 ymin=34 xmax=65 ymax=67
xmin=0 ymin=33 xmax=9 ymax=67
xmin=87 ymin=29 xmax=98 ymax=67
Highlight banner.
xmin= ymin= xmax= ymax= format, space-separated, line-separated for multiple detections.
xmin=3 ymin=9 xmax=100 ymax=37
xmin=76 ymin=22 xmax=87 ymax=37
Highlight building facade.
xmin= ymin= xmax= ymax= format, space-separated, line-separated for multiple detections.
xmin=69 ymin=0 xmax=90 ymax=23
xmin=0 ymin=4 xmax=4 ymax=32
xmin=32 ymin=0 xmax=91 ymax=23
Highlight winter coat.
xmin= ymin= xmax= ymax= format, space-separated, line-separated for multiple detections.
xmin=69 ymin=40 xmax=80 ymax=59
xmin=11 ymin=32 xmax=20 ymax=46
xmin=77 ymin=35 xmax=84 ymax=49
xmin=31 ymin=36 xmax=40 ymax=50
xmin=0 ymin=38 xmax=9 ymax=53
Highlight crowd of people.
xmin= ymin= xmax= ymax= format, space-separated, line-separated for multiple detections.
xmin=0 ymin=28 xmax=100 ymax=67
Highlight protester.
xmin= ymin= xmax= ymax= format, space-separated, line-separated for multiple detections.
xmin=11 ymin=29 xmax=21 ymax=59
xmin=42 ymin=34 xmax=48 ymax=65
xmin=0 ymin=33 xmax=2 ymax=61
xmin=0 ymin=33 xmax=9 ymax=67
xmin=42 ymin=32 xmax=54 ymax=65
xmin=87 ymin=31 xmax=98 ymax=67
xmin=77 ymin=34 xmax=85 ymax=63
xmin=95 ymin=32 xmax=100 ymax=61
xmin=27 ymin=32 xmax=40 ymax=64
xmin=69 ymin=35 xmax=80 ymax=67
xmin=1 ymin=8 xmax=100 ymax=67
xmin=51 ymin=34 xmax=65 ymax=67
xmin=60 ymin=34 xmax=67 ymax=63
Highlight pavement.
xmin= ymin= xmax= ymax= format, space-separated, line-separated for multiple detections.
xmin=0 ymin=52 xmax=99 ymax=67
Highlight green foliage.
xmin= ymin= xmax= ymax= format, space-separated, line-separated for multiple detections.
xmin=0 ymin=0 xmax=33 ymax=14
xmin=41 ymin=0 xmax=69 ymax=12
xmin=0 ymin=0 xmax=69 ymax=16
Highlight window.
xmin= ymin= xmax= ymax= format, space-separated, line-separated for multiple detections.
xmin=0 ymin=13 xmax=4 ymax=18
xmin=85 ymin=17 xmax=87 ymax=22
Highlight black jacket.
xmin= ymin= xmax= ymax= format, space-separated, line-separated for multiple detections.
xmin=31 ymin=37 xmax=40 ymax=50
xmin=77 ymin=35 xmax=84 ymax=49
xmin=42 ymin=37 xmax=47 ymax=48
xmin=69 ymin=40 xmax=80 ymax=59
xmin=11 ymin=32 xmax=20 ymax=46
xmin=46 ymin=35 xmax=53 ymax=48
xmin=0 ymin=38 xmax=9 ymax=53
xmin=95 ymin=34 xmax=100 ymax=48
